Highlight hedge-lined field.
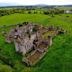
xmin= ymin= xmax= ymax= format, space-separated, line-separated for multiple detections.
xmin=0 ymin=13 xmax=72 ymax=72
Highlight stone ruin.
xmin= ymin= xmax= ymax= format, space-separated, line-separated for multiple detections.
xmin=4 ymin=22 xmax=66 ymax=66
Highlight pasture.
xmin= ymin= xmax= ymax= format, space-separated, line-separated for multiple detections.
xmin=0 ymin=13 xmax=72 ymax=72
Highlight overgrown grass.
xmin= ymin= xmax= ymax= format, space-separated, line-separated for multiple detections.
xmin=0 ymin=13 xmax=72 ymax=72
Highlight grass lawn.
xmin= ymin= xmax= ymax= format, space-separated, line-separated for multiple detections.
xmin=0 ymin=13 xmax=72 ymax=72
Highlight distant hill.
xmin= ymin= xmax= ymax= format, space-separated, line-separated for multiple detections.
xmin=0 ymin=3 xmax=72 ymax=10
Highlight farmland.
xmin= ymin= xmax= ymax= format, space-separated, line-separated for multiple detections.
xmin=0 ymin=13 xmax=72 ymax=72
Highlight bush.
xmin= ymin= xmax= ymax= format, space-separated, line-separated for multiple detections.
xmin=0 ymin=64 xmax=13 ymax=72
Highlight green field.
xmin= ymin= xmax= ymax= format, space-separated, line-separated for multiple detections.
xmin=56 ymin=7 xmax=72 ymax=10
xmin=0 ymin=13 xmax=72 ymax=72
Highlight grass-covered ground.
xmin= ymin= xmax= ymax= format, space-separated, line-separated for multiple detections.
xmin=0 ymin=13 xmax=72 ymax=72
xmin=56 ymin=7 xmax=72 ymax=10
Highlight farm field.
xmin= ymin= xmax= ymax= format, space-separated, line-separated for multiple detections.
xmin=0 ymin=13 xmax=72 ymax=72
xmin=56 ymin=7 xmax=72 ymax=10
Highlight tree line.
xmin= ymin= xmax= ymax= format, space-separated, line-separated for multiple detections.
xmin=0 ymin=8 xmax=71 ymax=17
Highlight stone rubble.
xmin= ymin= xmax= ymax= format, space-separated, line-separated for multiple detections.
xmin=4 ymin=22 xmax=66 ymax=66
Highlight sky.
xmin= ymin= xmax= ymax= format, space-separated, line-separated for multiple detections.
xmin=0 ymin=0 xmax=72 ymax=6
